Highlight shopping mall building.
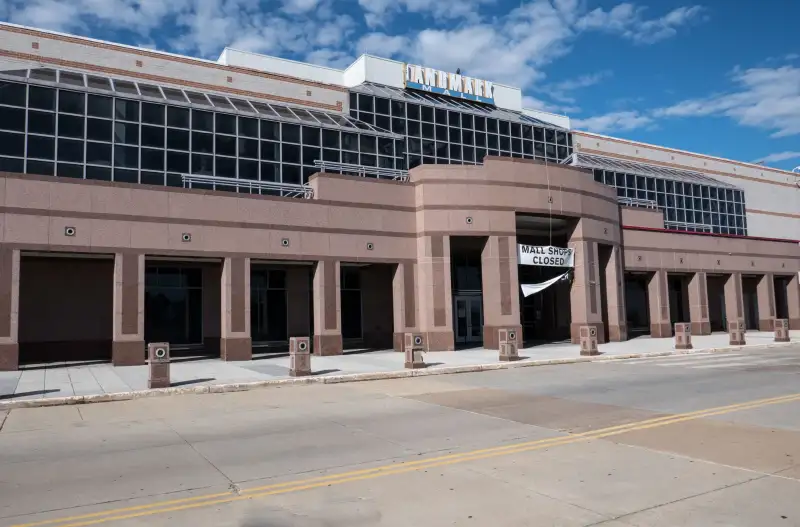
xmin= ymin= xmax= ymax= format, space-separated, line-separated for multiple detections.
xmin=0 ymin=22 xmax=797 ymax=370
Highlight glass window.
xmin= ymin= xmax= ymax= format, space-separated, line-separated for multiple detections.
xmin=261 ymin=120 xmax=280 ymax=141
xmin=282 ymin=143 xmax=300 ymax=164
xmin=407 ymin=103 xmax=420 ymax=120
xmin=114 ymin=122 xmax=139 ymax=145
xmin=499 ymin=120 xmax=510 ymax=135
xmin=261 ymin=140 xmax=279 ymax=161
xmin=28 ymin=110 xmax=55 ymax=135
xmin=26 ymin=160 xmax=54 ymax=176
xmin=283 ymin=163 xmax=301 ymax=184
xmin=58 ymin=114 xmax=84 ymax=138
xmin=358 ymin=94 xmax=374 ymax=113
xmin=167 ymin=129 xmax=189 ymax=151
xmin=29 ymin=86 xmax=56 ymax=111
xmin=114 ymin=145 xmax=139 ymax=168
xmin=234 ymin=158 xmax=256 ymax=180
xmin=166 ymin=151 xmax=189 ymax=173
xmin=86 ymin=94 xmax=113 ymax=118
xmin=115 ymin=99 xmax=139 ymax=121
xmin=407 ymin=120 xmax=421 ymax=137
xmin=141 ymin=148 xmax=164 ymax=171
xmin=141 ymin=125 xmax=164 ymax=148
xmin=342 ymin=132 xmax=358 ymax=151
xmin=0 ymin=81 xmax=27 ymax=107
xmin=261 ymin=161 xmax=279 ymax=181
xmin=191 ymin=153 xmax=213 ymax=174
xmin=378 ymin=137 xmax=393 ymax=156
xmin=375 ymin=97 xmax=390 ymax=115
xmin=0 ymin=156 xmax=23 ymax=172
xmin=27 ymin=135 xmax=55 ymax=160
xmin=421 ymin=105 xmax=434 ymax=123
xmin=114 ymin=168 xmax=139 ymax=183
xmin=192 ymin=110 xmax=213 ymax=132
xmin=239 ymin=117 xmax=258 ymax=138
xmin=422 ymin=122 xmax=434 ymax=140
xmin=512 ymin=138 xmax=522 ymax=153
xmin=86 ymin=141 xmax=112 ymax=165
xmin=57 ymin=138 xmax=84 ymax=163
xmin=239 ymin=138 xmax=258 ymax=159
xmin=0 ymin=106 xmax=25 ymax=132
xmin=215 ymin=113 xmax=236 ymax=134
xmin=167 ymin=106 xmax=190 ymax=128
xmin=360 ymin=153 xmax=376 ymax=166
xmin=283 ymin=123 xmax=300 ymax=143
xmin=391 ymin=100 xmax=405 ymax=118
xmin=322 ymin=148 xmax=339 ymax=163
xmin=545 ymin=128 xmax=555 ymax=143
xmin=215 ymin=135 xmax=236 ymax=157
xmin=141 ymin=171 xmax=165 ymax=186
xmin=302 ymin=126 xmax=320 ymax=146
xmin=192 ymin=131 xmax=213 ymax=154
xmin=141 ymin=103 xmax=165 ymax=125
xmin=303 ymin=145 xmax=320 ymax=165
xmin=499 ymin=136 xmax=510 ymax=151
xmin=57 ymin=163 xmax=83 ymax=179
xmin=85 ymin=165 xmax=112 ymax=181
xmin=322 ymin=129 xmax=339 ymax=148
xmin=359 ymin=135 xmax=377 ymax=154
xmin=449 ymin=127 xmax=461 ymax=143
xmin=215 ymin=156 xmax=236 ymax=177
xmin=487 ymin=119 xmax=498 ymax=133
xmin=86 ymin=118 xmax=112 ymax=142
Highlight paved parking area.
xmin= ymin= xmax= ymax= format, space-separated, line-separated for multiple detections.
xmin=1 ymin=330 xmax=797 ymax=403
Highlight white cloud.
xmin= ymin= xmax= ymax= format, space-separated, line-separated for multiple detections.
xmin=576 ymin=3 xmax=704 ymax=44
xmin=357 ymin=0 xmax=494 ymax=28
xmin=655 ymin=66 xmax=800 ymax=137
xmin=754 ymin=151 xmax=800 ymax=164
xmin=572 ymin=111 xmax=654 ymax=133
xmin=355 ymin=33 xmax=411 ymax=56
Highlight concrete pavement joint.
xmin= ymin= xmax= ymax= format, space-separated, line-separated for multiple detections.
xmin=0 ymin=341 xmax=794 ymax=411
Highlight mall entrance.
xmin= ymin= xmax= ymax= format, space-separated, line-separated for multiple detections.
xmin=450 ymin=237 xmax=485 ymax=347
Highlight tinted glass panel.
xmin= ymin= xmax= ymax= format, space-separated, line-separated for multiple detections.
xmin=28 ymin=110 xmax=56 ymax=135
xmin=114 ymin=168 xmax=139 ymax=183
xmin=215 ymin=135 xmax=236 ymax=156
xmin=191 ymin=153 xmax=213 ymax=174
xmin=167 ymin=151 xmax=189 ymax=172
xmin=0 ymin=82 xmax=27 ymax=106
xmin=261 ymin=120 xmax=280 ymax=140
xmin=115 ymin=99 xmax=139 ymax=121
xmin=239 ymin=138 xmax=258 ymax=158
xmin=57 ymin=163 xmax=83 ymax=179
xmin=239 ymin=159 xmax=258 ymax=180
xmin=141 ymin=125 xmax=164 ymax=148
xmin=192 ymin=132 xmax=213 ymax=153
xmin=114 ymin=145 xmax=139 ymax=168
xmin=167 ymin=129 xmax=189 ymax=150
xmin=26 ymin=160 xmax=54 ymax=176
xmin=239 ymin=117 xmax=258 ymax=138
xmin=167 ymin=106 xmax=190 ymax=128
xmin=87 ymin=94 xmax=113 ymax=118
xmin=282 ymin=143 xmax=300 ymax=164
xmin=215 ymin=113 xmax=236 ymax=134
xmin=58 ymin=114 xmax=84 ymax=138
xmin=57 ymin=138 xmax=84 ymax=162
xmin=261 ymin=141 xmax=279 ymax=161
xmin=86 ymin=141 xmax=112 ymax=165
xmin=192 ymin=110 xmax=213 ymax=132
xmin=141 ymin=103 xmax=165 ymax=125
xmin=0 ymin=106 xmax=25 ymax=132
xmin=0 ymin=156 xmax=24 ymax=172
xmin=114 ymin=122 xmax=139 ymax=145
xmin=87 ymin=118 xmax=112 ymax=141
xmin=141 ymin=148 xmax=164 ymax=171
xmin=29 ymin=86 xmax=56 ymax=110
xmin=282 ymin=123 xmax=300 ymax=143
xmin=27 ymin=135 xmax=55 ymax=160
xmin=215 ymin=156 xmax=236 ymax=176
xmin=141 ymin=171 xmax=165 ymax=186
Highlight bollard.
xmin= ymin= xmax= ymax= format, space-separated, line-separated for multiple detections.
xmin=774 ymin=318 xmax=790 ymax=343
xmin=579 ymin=326 xmax=599 ymax=356
xmin=147 ymin=342 xmax=170 ymax=389
xmin=674 ymin=323 xmax=693 ymax=350
xmin=404 ymin=333 xmax=426 ymax=369
xmin=728 ymin=319 xmax=746 ymax=346
xmin=498 ymin=328 xmax=520 ymax=361
xmin=289 ymin=337 xmax=311 ymax=377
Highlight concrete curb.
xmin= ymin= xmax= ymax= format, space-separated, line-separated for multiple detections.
xmin=1 ymin=341 xmax=795 ymax=410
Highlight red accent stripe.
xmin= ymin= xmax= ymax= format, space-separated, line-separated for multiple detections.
xmin=622 ymin=225 xmax=800 ymax=245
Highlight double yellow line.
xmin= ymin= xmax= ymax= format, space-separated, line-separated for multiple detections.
xmin=12 ymin=392 xmax=800 ymax=527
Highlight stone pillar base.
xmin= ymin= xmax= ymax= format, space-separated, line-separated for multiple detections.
xmin=608 ymin=324 xmax=628 ymax=342
xmin=729 ymin=338 xmax=746 ymax=346
xmin=313 ymin=334 xmax=343 ymax=356
xmin=650 ymin=323 xmax=672 ymax=338
xmin=482 ymin=325 xmax=523 ymax=350
xmin=690 ymin=322 xmax=711 ymax=335
xmin=0 ymin=343 xmax=19 ymax=371
xmin=759 ymin=319 xmax=775 ymax=332
xmin=423 ymin=331 xmax=455 ymax=352
xmin=789 ymin=318 xmax=800 ymax=331
xmin=775 ymin=336 xmax=790 ymax=343
xmin=580 ymin=348 xmax=601 ymax=357
xmin=112 ymin=340 xmax=145 ymax=366
xmin=221 ymin=337 xmax=252 ymax=361
xmin=570 ymin=322 xmax=606 ymax=344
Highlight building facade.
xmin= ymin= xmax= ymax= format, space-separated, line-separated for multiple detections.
xmin=0 ymin=22 xmax=797 ymax=370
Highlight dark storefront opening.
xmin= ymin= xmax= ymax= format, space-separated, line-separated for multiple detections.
xmin=668 ymin=274 xmax=690 ymax=325
xmin=624 ymin=273 xmax=650 ymax=337
xmin=19 ymin=254 xmax=114 ymax=365
xmin=341 ymin=265 xmax=363 ymax=343
xmin=450 ymin=237 xmax=485 ymax=348
xmin=774 ymin=275 xmax=791 ymax=320
xmin=707 ymin=275 xmax=727 ymax=331
xmin=144 ymin=264 xmax=204 ymax=352
xmin=339 ymin=263 xmax=394 ymax=350
xmin=742 ymin=276 xmax=760 ymax=331
xmin=251 ymin=267 xmax=288 ymax=343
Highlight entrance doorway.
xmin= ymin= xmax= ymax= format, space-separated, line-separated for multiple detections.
xmin=454 ymin=295 xmax=483 ymax=345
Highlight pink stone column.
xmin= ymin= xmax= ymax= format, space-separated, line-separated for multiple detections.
xmin=604 ymin=244 xmax=627 ymax=342
xmin=392 ymin=262 xmax=420 ymax=351
xmin=112 ymin=253 xmax=145 ymax=366
xmin=312 ymin=260 xmax=342 ymax=355
xmin=220 ymin=257 xmax=252 ymax=361
xmin=688 ymin=271 xmax=711 ymax=335
xmin=787 ymin=273 xmax=800 ymax=330
xmin=0 ymin=248 xmax=20 ymax=371
xmin=756 ymin=273 xmax=776 ymax=331
xmin=569 ymin=240 xmax=605 ymax=343
xmin=416 ymin=235 xmax=454 ymax=351
xmin=647 ymin=269 xmax=672 ymax=338
xmin=481 ymin=235 xmax=521 ymax=350
xmin=724 ymin=272 xmax=745 ymax=330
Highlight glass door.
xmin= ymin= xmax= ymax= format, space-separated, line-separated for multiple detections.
xmin=454 ymin=296 xmax=483 ymax=345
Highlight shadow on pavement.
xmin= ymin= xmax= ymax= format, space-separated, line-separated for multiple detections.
xmin=1 ymin=389 xmax=61 ymax=400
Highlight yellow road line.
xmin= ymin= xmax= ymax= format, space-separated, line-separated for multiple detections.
xmin=12 ymin=392 xmax=800 ymax=527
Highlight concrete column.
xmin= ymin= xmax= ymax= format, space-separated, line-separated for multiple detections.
xmin=481 ymin=235 xmax=521 ymax=350
xmin=647 ymin=269 xmax=671 ymax=338
xmin=392 ymin=262 xmax=420 ymax=351
xmin=569 ymin=240 xmax=605 ymax=343
xmin=416 ymin=235 xmax=454 ymax=351
xmin=787 ymin=273 xmax=800 ymax=330
xmin=688 ymin=271 xmax=711 ymax=335
xmin=202 ymin=263 xmax=221 ymax=356
xmin=112 ymin=253 xmax=145 ymax=366
xmin=724 ymin=272 xmax=745 ymax=330
xmin=286 ymin=266 xmax=311 ymax=337
xmin=756 ymin=273 xmax=776 ymax=331
xmin=0 ymin=248 xmax=20 ymax=371
xmin=312 ymin=260 xmax=342 ymax=355
xmin=220 ymin=257 xmax=251 ymax=361
xmin=604 ymin=244 xmax=627 ymax=342
xmin=361 ymin=265 xmax=393 ymax=349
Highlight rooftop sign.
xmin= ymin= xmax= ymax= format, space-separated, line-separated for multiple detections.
xmin=404 ymin=64 xmax=495 ymax=105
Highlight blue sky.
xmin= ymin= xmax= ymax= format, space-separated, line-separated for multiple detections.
xmin=2 ymin=0 xmax=799 ymax=171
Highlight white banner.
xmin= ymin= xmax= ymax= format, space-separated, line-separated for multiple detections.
xmin=520 ymin=271 xmax=570 ymax=297
xmin=518 ymin=245 xmax=575 ymax=268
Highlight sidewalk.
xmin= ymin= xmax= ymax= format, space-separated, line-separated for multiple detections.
xmin=1 ymin=331 xmax=798 ymax=408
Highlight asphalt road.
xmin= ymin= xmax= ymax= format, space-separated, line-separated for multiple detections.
xmin=1 ymin=345 xmax=799 ymax=527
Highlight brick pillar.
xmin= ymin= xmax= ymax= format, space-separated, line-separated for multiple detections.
xmin=787 ymin=273 xmax=800 ymax=330
xmin=481 ymin=235 xmax=521 ymax=350
xmin=724 ymin=272 xmax=745 ymax=331
xmin=647 ymin=269 xmax=671 ymax=338
xmin=220 ymin=257 xmax=251 ymax=361
xmin=112 ymin=253 xmax=145 ymax=366
xmin=312 ymin=260 xmax=342 ymax=355
xmin=570 ymin=240 xmax=605 ymax=343
xmin=688 ymin=271 xmax=711 ymax=335
xmin=604 ymin=244 xmax=627 ymax=342
xmin=756 ymin=273 xmax=776 ymax=331
xmin=0 ymin=248 xmax=20 ymax=371
xmin=286 ymin=266 xmax=311 ymax=337
xmin=417 ymin=235 xmax=454 ymax=351
xmin=392 ymin=262 xmax=419 ymax=351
